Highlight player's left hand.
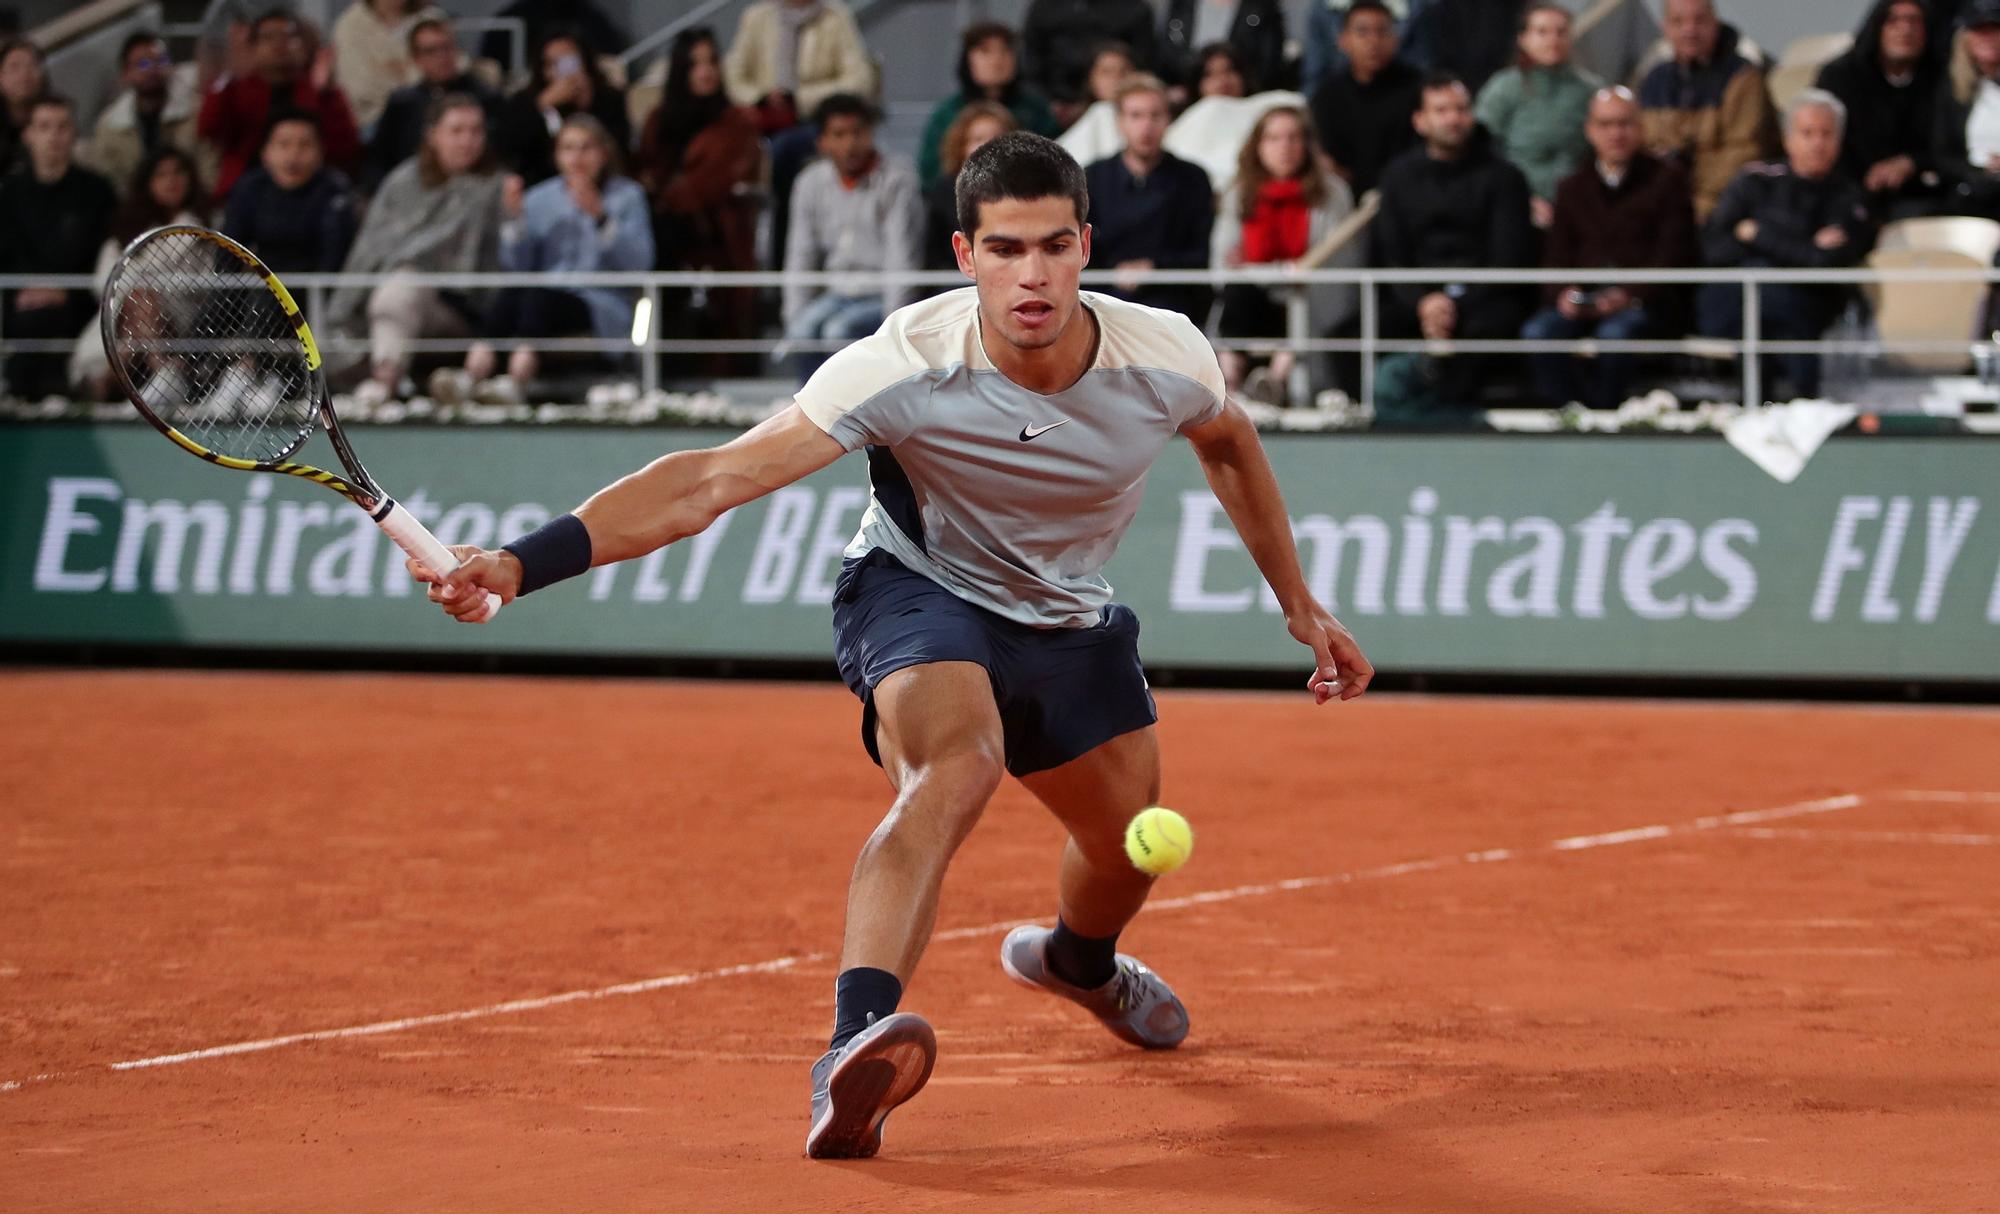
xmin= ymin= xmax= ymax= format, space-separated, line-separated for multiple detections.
xmin=1288 ymin=602 xmax=1373 ymax=704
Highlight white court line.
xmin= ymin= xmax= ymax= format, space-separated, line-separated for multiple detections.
xmin=0 ymin=791 xmax=1865 ymax=1094
xmin=1731 ymin=827 xmax=1999 ymax=846
xmin=1884 ymin=790 xmax=2000 ymax=805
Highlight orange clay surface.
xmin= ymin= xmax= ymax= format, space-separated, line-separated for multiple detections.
xmin=3 ymin=670 xmax=1998 ymax=1212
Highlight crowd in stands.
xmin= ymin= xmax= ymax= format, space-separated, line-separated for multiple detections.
xmin=4 ymin=0 xmax=2000 ymax=413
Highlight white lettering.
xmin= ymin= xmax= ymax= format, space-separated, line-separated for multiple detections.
xmin=265 ymin=498 xmax=331 ymax=595
xmin=1693 ymin=520 xmax=1759 ymax=620
xmin=1570 ymin=502 xmax=1631 ymax=619
xmin=229 ymin=477 xmax=272 ymax=595
xmin=33 ymin=477 xmax=120 ymax=592
xmin=797 ymin=486 xmax=868 ymax=604
xmin=1169 ymin=493 xmax=1253 ymax=612
xmin=632 ymin=546 xmax=673 ymax=602
xmin=434 ymin=502 xmax=497 ymax=550
xmin=1394 ymin=488 xmax=1437 ymax=616
xmin=1915 ymin=496 xmax=1979 ymax=623
xmin=1860 ymin=496 xmax=1911 ymax=622
xmin=744 ymin=487 xmax=817 ymax=604
xmin=1620 ymin=518 xmax=1698 ymax=620
xmin=1290 ymin=514 xmax=1391 ymax=615
xmin=1812 ymin=496 xmax=1880 ymax=622
xmin=308 ymin=513 xmax=379 ymax=596
xmin=111 ymin=498 xmax=230 ymax=594
xmin=1487 ymin=517 xmax=1565 ymax=619
xmin=1438 ymin=516 xmax=1508 ymax=616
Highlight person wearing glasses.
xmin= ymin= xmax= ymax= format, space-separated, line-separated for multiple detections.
xmin=364 ymin=13 xmax=501 ymax=192
xmin=88 ymin=33 xmax=215 ymax=197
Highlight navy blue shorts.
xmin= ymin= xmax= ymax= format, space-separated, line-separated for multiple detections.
xmin=831 ymin=550 xmax=1157 ymax=777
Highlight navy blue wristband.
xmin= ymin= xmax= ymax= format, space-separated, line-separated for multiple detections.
xmin=503 ymin=512 xmax=592 ymax=596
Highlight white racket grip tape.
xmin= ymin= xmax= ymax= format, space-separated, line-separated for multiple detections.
xmin=376 ymin=498 xmax=502 ymax=622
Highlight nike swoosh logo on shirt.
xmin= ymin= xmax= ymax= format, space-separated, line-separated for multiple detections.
xmin=1019 ymin=419 xmax=1071 ymax=441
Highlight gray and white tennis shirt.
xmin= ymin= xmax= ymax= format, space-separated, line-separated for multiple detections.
xmin=796 ymin=287 xmax=1226 ymax=628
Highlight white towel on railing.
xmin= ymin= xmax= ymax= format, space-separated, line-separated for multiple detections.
xmin=1721 ymin=400 xmax=1857 ymax=484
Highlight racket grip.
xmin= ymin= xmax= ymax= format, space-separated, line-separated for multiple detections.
xmin=376 ymin=498 xmax=502 ymax=623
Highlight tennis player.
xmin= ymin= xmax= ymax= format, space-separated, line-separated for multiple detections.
xmin=412 ymin=131 xmax=1373 ymax=1159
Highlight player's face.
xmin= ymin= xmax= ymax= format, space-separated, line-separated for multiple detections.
xmin=954 ymin=194 xmax=1091 ymax=351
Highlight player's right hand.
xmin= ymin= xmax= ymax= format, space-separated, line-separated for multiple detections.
xmin=407 ymin=546 xmax=523 ymax=621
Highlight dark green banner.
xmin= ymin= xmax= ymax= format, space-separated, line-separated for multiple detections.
xmin=4 ymin=425 xmax=1998 ymax=680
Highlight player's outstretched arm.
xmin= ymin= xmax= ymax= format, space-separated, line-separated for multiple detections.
xmin=411 ymin=405 xmax=845 ymax=619
xmin=1181 ymin=399 xmax=1374 ymax=703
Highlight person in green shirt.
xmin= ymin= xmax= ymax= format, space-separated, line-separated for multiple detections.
xmin=1474 ymin=2 xmax=1600 ymax=227
xmin=917 ymin=22 xmax=1060 ymax=185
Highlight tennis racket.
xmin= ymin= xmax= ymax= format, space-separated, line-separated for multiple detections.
xmin=100 ymin=223 xmax=498 ymax=622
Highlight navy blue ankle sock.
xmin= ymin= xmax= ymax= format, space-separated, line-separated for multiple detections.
xmin=830 ymin=966 xmax=903 ymax=1050
xmin=1045 ymin=917 xmax=1118 ymax=989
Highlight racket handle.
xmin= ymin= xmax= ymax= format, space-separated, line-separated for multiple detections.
xmin=376 ymin=498 xmax=503 ymax=623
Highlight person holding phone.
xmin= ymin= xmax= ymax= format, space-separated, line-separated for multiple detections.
xmin=496 ymin=26 xmax=629 ymax=184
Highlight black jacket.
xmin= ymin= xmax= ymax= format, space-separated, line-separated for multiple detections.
xmin=222 ymin=167 xmax=360 ymax=276
xmin=365 ymin=76 xmax=503 ymax=193
xmin=1309 ymin=58 xmax=1423 ymax=195
xmin=1932 ymin=69 xmax=2000 ymax=216
xmin=1403 ymin=0 xmax=1526 ymax=97
xmin=1701 ymin=161 xmax=1874 ymax=270
xmin=496 ymin=83 xmax=631 ymax=185
xmin=1160 ymin=0 xmax=1286 ymax=94
xmin=1022 ymin=0 xmax=1160 ymax=104
xmin=1372 ymin=129 xmax=1536 ymax=318
xmin=1083 ymin=149 xmax=1213 ymax=319
xmin=0 ymin=164 xmax=116 ymax=279
xmin=1815 ymin=0 xmax=1939 ymax=195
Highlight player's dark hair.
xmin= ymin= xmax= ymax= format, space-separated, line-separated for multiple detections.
xmin=954 ymin=130 xmax=1089 ymax=239
xmin=812 ymin=92 xmax=877 ymax=133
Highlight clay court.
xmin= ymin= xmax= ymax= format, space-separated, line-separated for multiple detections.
xmin=4 ymin=670 xmax=1997 ymax=1211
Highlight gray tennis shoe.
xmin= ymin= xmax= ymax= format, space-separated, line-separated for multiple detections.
xmin=804 ymin=1011 xmax=937 ymax=1159
xmin=1000 ymin=924 xmax=1189 ymax=1049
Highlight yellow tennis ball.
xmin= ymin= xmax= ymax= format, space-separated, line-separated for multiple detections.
xmin=1124 ymin=807 xmax=1193 ymax=875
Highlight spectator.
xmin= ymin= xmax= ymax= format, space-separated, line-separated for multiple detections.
xmin=782 ymin=94 xmax=920 ymax=380
xmin=222 ymin=108 xmax=359 ymax=275
xmin=327 ymin=93 xmax=505 ymax=401
xmin=633 ymin=27 xmax=763 ymax=372
xmin=1932 ymin=0 xmax=2000 ymax=216
xmin=432 ymin=114 xmax=651 ymax=401
xmin=198 ymin=8 xmax=362 ymax=201
xmin=1636 ymin=0 xmax=1779 ymax=220
xmin=88 ymin=34 xmax=212 ymax=198
xmin=1022 ymin=0 xmax=1159 ymax=123
xmin=0 ymin=37 xmax=46 ymax=173
xmin=916 ymin=23 xmax=1060 ymax=186
xmin=1085 ymin=74 xmax=1214 ymax=321
xmin=0 ymin=97 xmax=117 ymax=399
xmin=1308 ymin=0 xmax=1424 ymax=194
xmin=1698 ymin=90 xmax=1873 ymax=400
xmin=1475 ymin=3 xmax=1600 ymax=227
xmin=1373 ymin=73 xmax=1536 ymax=408
xmin=365 ymin=14 xmax=501 ymax=193
xmin=1522 ymin=86 xmax=1697 ymax=407
xmin=924 ymin=101 xmax=1018 ymax=278
xmin=477 ymin=0 xmax=628 ymax=73
xmin=1195 ymin=42 xmax=1254 ymax=100
xmin=1402 ymin=0 xmax=1527 ymax=97
xmin=1816 ymin=0 xmax=1941 ymax=220
xmin=723 ymin=0 xmax=875 ymax=268
xmin=1053 ymin=43 xmax=1141 ymax=166
xmin=1161 ymin=0 xmax=1285 ymax=105
xmin=331 ymin=0 xmax=417 ymax=132
xmin=72 ymin=146 xmax=210 ymax=398
xmin=1211 ymin=104 xmax=1359 ymax=403
xmin=497 ymin=27 xmax=630 ymax=186
xmin=1303 ymin=0 xmax=1428 ymax=100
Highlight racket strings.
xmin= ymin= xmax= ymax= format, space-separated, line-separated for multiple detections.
xmin=106 ymin=233 xmax=319 ymax=464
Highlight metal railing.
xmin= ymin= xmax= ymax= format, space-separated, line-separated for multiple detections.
xmin=6 ymin=264 xmax=1998 ymax=413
